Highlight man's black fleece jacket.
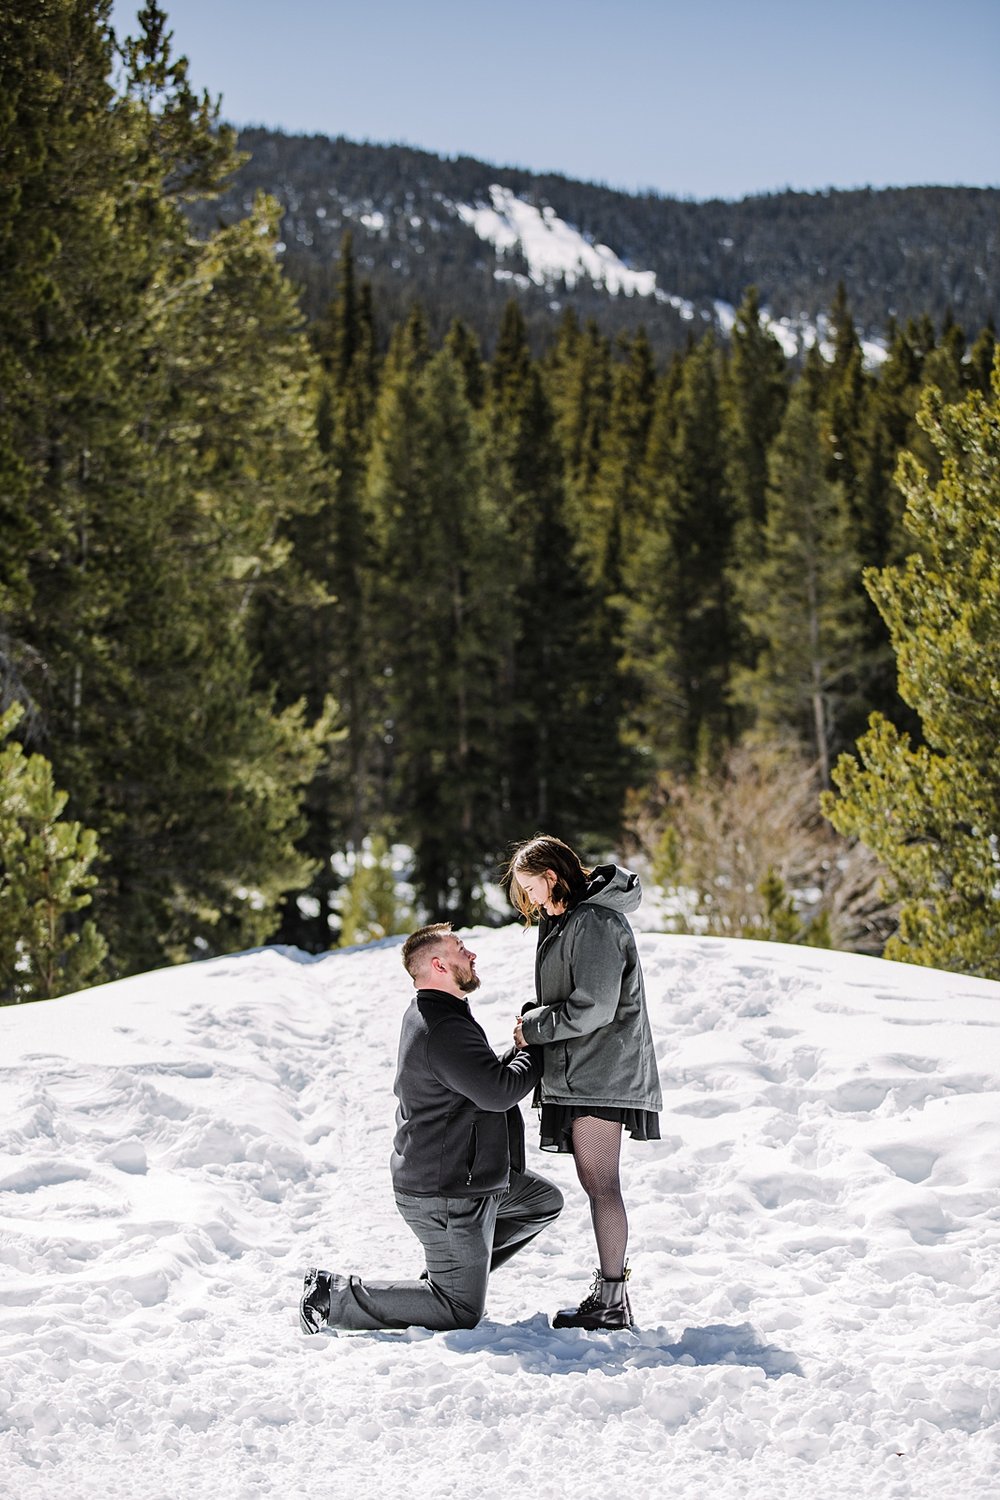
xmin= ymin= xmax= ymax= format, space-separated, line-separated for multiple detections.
xmin=390 ymin=988 xmax=542 ymax=1198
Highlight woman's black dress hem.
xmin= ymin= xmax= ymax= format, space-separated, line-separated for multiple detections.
xmin=537 ymin=1102 xmax=661 ymax=1155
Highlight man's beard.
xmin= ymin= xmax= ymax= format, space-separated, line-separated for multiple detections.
xmin=454 ymin=962 xmax=481 ymax=994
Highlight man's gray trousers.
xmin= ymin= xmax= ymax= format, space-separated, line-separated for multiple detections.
xmin=325 ymin=1168 xmax=563 ymax=1331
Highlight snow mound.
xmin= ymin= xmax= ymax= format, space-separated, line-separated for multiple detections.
xmin=1 ymin=930 xmax=998 ymax=1499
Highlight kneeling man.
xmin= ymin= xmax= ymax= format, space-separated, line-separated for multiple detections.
xmin=300 ymin=923 xmax=562 ymax=1332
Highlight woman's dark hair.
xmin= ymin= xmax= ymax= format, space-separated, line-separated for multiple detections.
xmin=505 ymin=834 xmax=591 ymax=923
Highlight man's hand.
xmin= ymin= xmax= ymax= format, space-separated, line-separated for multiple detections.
xmin=513 ymin=1017 xmax=526 ymax=1049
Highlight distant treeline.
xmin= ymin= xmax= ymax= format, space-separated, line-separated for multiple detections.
xmin=2 ymin=3 xmax=997 ymax=999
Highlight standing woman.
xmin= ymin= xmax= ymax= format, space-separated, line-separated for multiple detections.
xmin=509 ymin=834 xmax=662 ymax=1330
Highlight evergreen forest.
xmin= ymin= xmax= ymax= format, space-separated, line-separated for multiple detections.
xmin=2 ymin=1 xmax=998 ymax=1001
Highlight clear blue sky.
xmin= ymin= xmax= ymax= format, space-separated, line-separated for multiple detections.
xmin=111 ymin=0 xmax=1000 ymax=201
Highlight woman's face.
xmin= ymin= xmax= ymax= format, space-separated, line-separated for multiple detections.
xmin=516 ymin=867 xmax=565 ymax=916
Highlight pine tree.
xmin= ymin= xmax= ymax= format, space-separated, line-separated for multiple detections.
xmin=0 ymin=3 xmax=324 ymax=971
xmin=820 ymin=284 xmax=871 ymax=544
xmin=485 ymin=307 xmax=632 ymax=851
xmin=444 ymin=318 xmax=486 ymax=408
xmin=508 ymin=371 xmax=633 ymax=848
xmin=336 ymin=835 xmax=412 ymax=947
xmin=0 ymin=0 xmax=131 ymax=717
xmin=366 ymin=342 xmax=510 ymax=917
xmin=587 ymin=330 xmax=656 ymax=584
xmin=920 ymin=316 xmax=966 ymax=408
xmin=753 ymin=867 xmax=807 ymax=945
xmin=731 ymin=381 xmax=870 ymax=783
xmin=855 ymin=318 xmax=927 ymax=570
xmin=968 ymin=323 xmax=997 ymax=396
xmin=72 ymin=180 xmax=325 ymax=970
xmin=722 ymin=287 xmax=789 ymax=534
xmin=542 ymin=312 xmax=612 ymax=576
xmin=846 ymin=317 xmax=937 ymax=737
xmin=354 ymin=307 xmax=426 ymax=863
xmin=823 ymin=360 xmax=1000 ymax=978
xmin=622 ymin=336 xmax=737 ymax=769
xmin=259 ymin=233 xmax=381 ymax=950
xmin=721 ymin=288 xmax=789 ymax=704
xmin=0 ymin=704 xmax=106 ymax=1002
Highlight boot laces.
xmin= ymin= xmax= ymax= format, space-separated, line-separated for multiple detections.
xmin=573 ymin=1262 xmax=633 ymax=1315
xmin=575 ymin=1269 xmax=603 ymax=1315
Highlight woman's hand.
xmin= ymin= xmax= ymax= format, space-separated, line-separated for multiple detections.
xmin=513 ymin=1017 xmax=526 ymax=1049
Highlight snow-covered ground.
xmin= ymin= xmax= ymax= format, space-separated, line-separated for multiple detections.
xmin=1 ymin=928 xmax=998 ymax=1499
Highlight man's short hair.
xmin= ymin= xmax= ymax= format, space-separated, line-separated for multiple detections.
xmin=401 ymin=923 xmax=454 ymax=979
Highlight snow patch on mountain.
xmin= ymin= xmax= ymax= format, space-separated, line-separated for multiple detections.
xmin=455 ymin=185 xmax=656 ymax=298
xmin=452 ymin=185 xmax=887 ymax=365
xmin=714 ymin=299 xmax=889 ymax=368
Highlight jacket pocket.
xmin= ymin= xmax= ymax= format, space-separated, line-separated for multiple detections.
xmin=465 ymin=1124 xmax=478 ymax=1186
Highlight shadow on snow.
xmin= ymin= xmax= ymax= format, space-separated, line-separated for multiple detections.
xmin=368 ymin=1316 xmax=802 ymax=1379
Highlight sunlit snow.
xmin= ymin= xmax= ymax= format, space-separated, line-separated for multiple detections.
xmin=456 ymin=185 xmax=658 ymax=298
xmin=2 ymin=928 xmax=997 ymax=1498
xmin=452 ymin=185 xmax=887 ymax=365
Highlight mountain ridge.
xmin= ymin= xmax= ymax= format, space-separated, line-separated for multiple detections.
xmin=195 ymin=127 xmax=1000 ymax=358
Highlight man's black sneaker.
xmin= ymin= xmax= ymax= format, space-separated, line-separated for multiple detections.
xmin=299 ymin=1267 xmax=332 ymax=1334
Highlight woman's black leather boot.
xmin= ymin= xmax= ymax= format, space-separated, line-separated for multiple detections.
xmin=552 ymin=1265 xmax=634 ymax=1330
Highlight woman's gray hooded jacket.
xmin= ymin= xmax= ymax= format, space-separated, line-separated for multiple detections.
xmin=518 ymin=865 xmax=662 ymax=1112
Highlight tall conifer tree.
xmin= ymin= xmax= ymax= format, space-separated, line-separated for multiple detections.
xmin=485 ymin=306 xmax=631 ymax=849
xmin=507 ymin=371 xmax=632 ymax=848
xmin=588 ymin=330 xmax=656 ymax=584
xmin=622 ymin=337 xmax=736 ymax=769
xmin=820 ymin=284 xmax=871 ymax=543
xmin=824 ymin=363 xmax=1000 ymax=978
xmin=730 ymin=382 xmax=870 ymax=783
xmin=720 ymin=288 xmax=789 ymax=706
xmin=367 ymin=341 xmax=510 ymax=917
xmin=0 ymin=3 xmax=323 ymax=972
xmin=0 ymin=703 xmax=107 ymax=1003
xmin=260 ymin=234 xmax=381 ymax=949
xmin=968 ymin=324 xmax=997 ymax=396
xmin=722 ymin=287 xmax=789 ymax=535
xmin=542 ymin=313 xmax=612 ymax=577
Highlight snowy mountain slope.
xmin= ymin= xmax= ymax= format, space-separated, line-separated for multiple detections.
xmin=209 ymin=129 xmax=1000 ymax=356
xmin=454 ymin=184 xmax=661 ymax=297
xmin=1 ymin=930 xmax=998 ymax=1499
xmin=452 ymin=184 xmax=887 ymax=365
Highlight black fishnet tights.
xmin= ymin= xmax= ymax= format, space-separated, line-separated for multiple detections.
xmin=570 ymin=1116 xmax=627 ymax=1279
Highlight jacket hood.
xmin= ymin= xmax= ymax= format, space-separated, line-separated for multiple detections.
xmin=580 ymin=863 xmax=642 ymax=915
